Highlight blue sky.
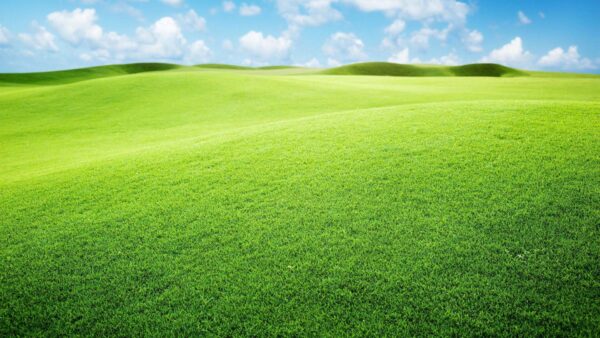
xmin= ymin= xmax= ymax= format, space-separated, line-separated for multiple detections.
xmin=0 ymin=0 xmax=598 ymax=72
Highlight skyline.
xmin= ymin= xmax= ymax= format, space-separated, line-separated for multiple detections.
xmin=0 ymin=0 xmax=598 ymax=73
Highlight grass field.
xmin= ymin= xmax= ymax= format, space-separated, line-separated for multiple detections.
xmin=1 ymin=62 xmax=599 ymax=336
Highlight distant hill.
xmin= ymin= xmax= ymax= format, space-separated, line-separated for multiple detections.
xmin=322 ymin=62 xmax=527 ymax=77
xmin=0 ymin=63 xmax=180 ymax=85
xmin=3 ymin=62 xmax=595 ymax=87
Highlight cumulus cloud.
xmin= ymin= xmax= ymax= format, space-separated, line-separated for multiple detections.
xmin=239 ymin=31 xmax=292 ymax=61
xmin=385 ymin=19 xmax=406 ymax=36
xmin=388 ymin=48 xmax=460 ymax=65
xmin=185 ymin=40 xmax=212 ymax=64
xmin=223 ymin=1 xmax=236 ymax=12
xmin=463 ymin=29 xmax=483 ymax=52
xmin=275 ymin=0 xmax=474 ymax=63
xmin=47 ymin=8 xmax=103 ymax=46
xmin=388 ymin=48 xmax=410 ymax=63
xmin=110 ymin=2 xmax=144 ymax=20
xmin=276 ymin=0 xmax=341 ymax=29
xmin=297 ymin=58 xmax=322 ymax=68
xmin=359 ymin=0 xmax=475 ymax=54
xmin=68 ymin=13 xmax=212 ymax=63
xmin=135 ymin=17 xmax=187 ymax=59
xmin=19 ymin=23 xmax=58 ymax=52
xmin=538 ymin=46 xmax=596 ymax=70
xmin=276 ymin=0 xmax=470 ymax=31
xmin=345 ymin=0 xmax=469 ymax=24
xmin=178 ymin=10 xmax=206 ymax=32
xmin=323 ymin=32 xmax=367 ymax=62
xmin=414 ymin=52 xmax=460 ymax=65
xmin=240 ymin=3 xmax=261 ymax=16
xmin=0 ymin=25 xmax=10 ymax=45
xmin=480 ymin=37 xmax=532 ymax=67
xmin=161 ymin=0 xmax=184 ymax=7
xmin=518 ymin=11 xmax=531 ymax=25
xmin=409 ymin=26 xmax=451 ymax=50
xmin=80 ymin=49 xmax=111 ymax=62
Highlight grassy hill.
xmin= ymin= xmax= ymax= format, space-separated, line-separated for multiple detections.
xmin=0 ymin=63 xmax=599 ymax=336
xmin=0 ymin=63 xmax=180 ymax=85
xmin=323 ymin=62 xmax=527 ymax=77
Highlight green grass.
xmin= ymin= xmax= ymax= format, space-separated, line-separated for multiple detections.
xmin=0 ymin=63 xmax=180 ymax=86
xmin=1 ymin=63 xmax=599 ymax=336
xmin=323 ymin=62 xmax=527 ymax=77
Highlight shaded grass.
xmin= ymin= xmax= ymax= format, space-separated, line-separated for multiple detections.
xmin=323 ymin=62 xmax=527 ymax=77
xmin=0 ymin=63 xmax=180 ymax=86
xmin=0 ymin=66 xmax=599 ymax=336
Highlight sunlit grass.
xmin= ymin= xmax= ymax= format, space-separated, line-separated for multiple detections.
xmin=1 ymin=65 xmax=599 ymax=336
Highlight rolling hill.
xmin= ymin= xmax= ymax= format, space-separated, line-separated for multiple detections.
xmin=323 ymin=62 xmax=527 ymax=77
xmin=0 ymin=63 xmax=180 ymax=85
xmin=0 ymin=63 xmax=599 ymax=336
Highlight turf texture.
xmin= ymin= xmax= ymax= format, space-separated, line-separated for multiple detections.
xmin=0 ymin=63 xmax=599 ymax=336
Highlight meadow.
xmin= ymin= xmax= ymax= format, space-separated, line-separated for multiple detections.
xmin=0 ymin=63 xmax=599 ymax=336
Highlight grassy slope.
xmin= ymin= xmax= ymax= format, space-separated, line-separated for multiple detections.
xmin=323 ymin=62 xmax=527 ymax=77
xmin=0 ymin=63 xmax=180 ymax=85
xmin=0 ymin=66 xmax=599 ymax=336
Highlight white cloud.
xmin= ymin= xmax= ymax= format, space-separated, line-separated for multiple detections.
xmin=179 ymin=10 xmax=206 ymax=31
xmin=538 ymin=46 xmax=596 ymax=70
xmin=239 ymin=31 xmax=292 ymax=61
xmin=19 ymin=23 xmax=58 ymax=52
xmin=345 ymin=0 xmax=469 ymax=24
xmin=275 ymin=0 xmax=470 ymax=29
xmin=463 ymin=29 xmax=483 ymax=52
xmin=0 ymin=25 xmax=10 ymax=45
xmin=388 ymin=48 xmax=459 ymax=65
xmin=416 ymin=52 xmax=460 ymax=65
xmin=80 ymin=49 xmax=110 ymax=62
xmin=323 ymin=32 xmax=367 ymax=62
xmin=388 ymin=48 xmax=410 ymax=63
xmin=297 ymin=58 xmax=322 ymax=68
xmin=135 ymin=17 xmax=186 ymax=59
xmin=480 ymin=37 xmax=532 ymax=67
xmin=518 ymin=11 xmax=531 ymax=25
xmin=223 ymin=1 xmax=236 ymax=12
xmin=47 ymin=8 xmax=103 ymax=45
xmin=161 ymin=0 xmax=184 ymax=7
xmin=100 ymin=31 xmax=136 ymax=58
xmin=276 ymin=0 xmax=341 ymax=29
xmin=185 ymin=40 xmax=212 ymax=64
xmin=276 ymin=0 xmax=474 ymax=56
xmin=385 ymin=19 xmax=405 ymax=36
xmin=35 ymin=8 xmax=214 ymax=64
xmin=410 ymin=26 xmax=451 ymax=50
xmin=110 ymin=2 xmax=144 ymax=20
xmin=240 ymin=3 xmax=262 ymax=16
